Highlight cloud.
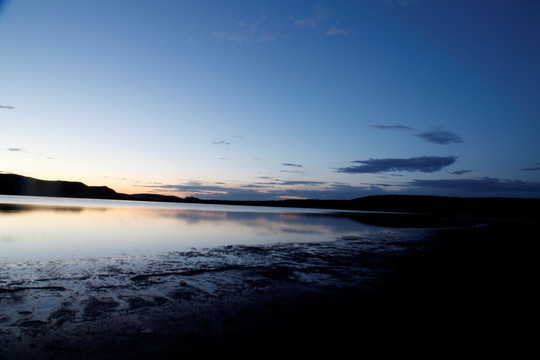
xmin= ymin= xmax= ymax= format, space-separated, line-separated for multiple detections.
xmin=212 ymin=140 xmax=230 ymax=145
xmin=278 ymin=180 xmax=325 ymax=186
xmin=521 ymin=163 xmax=540 ymax=171
xmin=416 ymin=128 xmax=463 ymax=144
xmin=371 ymin=124 xmax=416 ymax=131
xmin=282 ymin=163 xmax=303 ymax=168
xmin=6 ymin=148 xmax=24 ymax=152
xmin=372 ymin=124 xmax=463 ymax=145
xmin=410 ymin=177 xmax=540 ymax=195
xmin=0 ymin=105 xmax=15 ymax=110
xmin=211 ymin=30 xmax=248 ymax=43
xmin=294 ymin=3 xmax=331 ymax=29
xmin=212 ymin=13 xmax=286 ymax=44
xmin=450 ymin=170 xmax=472 ymax=175
xmin=149 ymin=181 xmax=378 ymax=201
xmin=336 ymin=156 xmax=457 ymax=174
xmin=326 ymin=26 xmax=354 ymax=36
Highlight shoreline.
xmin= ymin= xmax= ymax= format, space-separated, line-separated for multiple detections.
xmin=1 ymin=220 xmax=536 ymax=358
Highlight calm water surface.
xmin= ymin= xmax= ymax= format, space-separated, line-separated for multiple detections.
xmin=0 ymin=195 xmax=394 ymax=263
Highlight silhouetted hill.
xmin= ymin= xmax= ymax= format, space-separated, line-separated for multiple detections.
xmin=0 ymin=174 xmax=121 ymax=200
xmin=0 ymin=174 xmax=190 ymax=203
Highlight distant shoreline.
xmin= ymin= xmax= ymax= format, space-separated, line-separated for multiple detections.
xmin=1 ymin=173 xmax=539 ymax=223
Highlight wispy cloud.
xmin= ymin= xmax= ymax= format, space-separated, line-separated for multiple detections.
xmin=6 ymin=147 xmax=24 ymax=152
xmin=212 ymin=13 xmax=287 ymax=44
xmin=372 ymin=124 xmax=463 ymax=145
xmin=294 ymin=3 xmax=330 ymax=29
xmin=278 ymin=180 xmax=325 ymax=186
xmin=212 ymin=140 xmax=230 ymax=145
xmin=282 ymin=163 xmax=303 ymax=168
xmin=521 ymin=163 xmax=540 ymax=171
xmin=371 ymin=124 xmax=416 ymax=131
xmin=416 ymin=127 xmax=463 ymax=144
xmin=0 ymin=105 xmax=16 ymax=110
xmin=326 ymin=26 xmax=354 ymax=36
xmin=336 ymin=156 xmax=457 ymax=174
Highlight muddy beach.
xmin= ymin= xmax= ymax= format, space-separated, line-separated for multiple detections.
xmin=1 ymin=217 xmax=536 ymax=359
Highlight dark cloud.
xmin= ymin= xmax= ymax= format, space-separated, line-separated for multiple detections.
xmin=521 ymin=163 xmax=540 ymax=171
xmin=0 ymin=105 xmax=15 ymax=110
xmin=336 ymin=156 xmax=457 ymax=174
xmin=522 ymin=167 xmax=540 ymax=171
xmin=372 ymin=124 xmax=463 ymax=145
xmin=450 ymin=170 xmax=472 ymax=175
xmin=282 ymin=163 xmax=303 ymax=168
xmin=410 ymin=177 xmax=540 ymax=195
xmin=6 ymin=148 xmax=24 ymax=152
xmin=416 ymin=129 xmax=463 ymax=144
xmin=371 ymin=124 xmax=416 ymax=131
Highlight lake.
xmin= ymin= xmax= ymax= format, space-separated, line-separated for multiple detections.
xmin=1 ymin=194 xmax=440 ymax=358
xmin=0 ymin=195 xmax=397 ymax=263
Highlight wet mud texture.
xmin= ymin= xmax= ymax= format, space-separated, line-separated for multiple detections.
xmin=1 ymin=224 xmax=535 ymax=359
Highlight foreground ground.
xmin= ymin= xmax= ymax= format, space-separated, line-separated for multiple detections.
xmin=1 ymin=217 xmax=537 ymax=359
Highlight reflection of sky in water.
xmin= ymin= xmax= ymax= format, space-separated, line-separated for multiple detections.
xmin=0 ymin=196 xmax=392 ymax=263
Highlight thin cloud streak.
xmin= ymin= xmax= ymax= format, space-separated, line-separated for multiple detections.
xmin=371 ymin=124 xmax=416 ymax=131
xmin=416 ymin=129 xmax=463 ymax=145
xmin=521 ymin=163 xmax=540 ymax=171
xmin=336 ymin=156 xmax=457 ymax=174
xmin=450 ymin=170 xmax=472 ymax=175
xmin=372 ymin=124 xmax=463 ymax=145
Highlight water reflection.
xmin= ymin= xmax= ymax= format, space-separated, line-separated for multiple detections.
xmin=0 ymin=196 xmax=392 ymax=263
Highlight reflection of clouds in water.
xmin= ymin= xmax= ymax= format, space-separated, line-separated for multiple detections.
xmin=0 ymin=203 xmax=99 ymax=215
xmin=155 ymin=208 xmax=361 ymax=235
xmin=1 ymin=235 xmax=15 ymax=243
xmin=0 ymin=198 xmax=392 ymax=263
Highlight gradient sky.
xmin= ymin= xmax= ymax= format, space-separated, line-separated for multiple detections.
xmin=1 ymin=0 xmax=539 ymax=200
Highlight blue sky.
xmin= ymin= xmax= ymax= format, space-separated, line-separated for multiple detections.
xmin=1 ymin=0 xmax=539 ymax=199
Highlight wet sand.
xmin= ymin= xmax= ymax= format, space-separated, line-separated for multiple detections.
xmin=1 ymin=219 xmax=536 ymax=359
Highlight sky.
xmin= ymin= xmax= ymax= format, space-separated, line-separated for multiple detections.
xmin=1 ymin=0 xmax=539 ymax=200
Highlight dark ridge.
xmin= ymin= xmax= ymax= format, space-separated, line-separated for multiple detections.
xmin=0 ymin=173 xmax=120 ymax=200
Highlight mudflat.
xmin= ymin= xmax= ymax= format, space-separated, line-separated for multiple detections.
xmin=1 ymin=216 xmax=536 ymax=359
